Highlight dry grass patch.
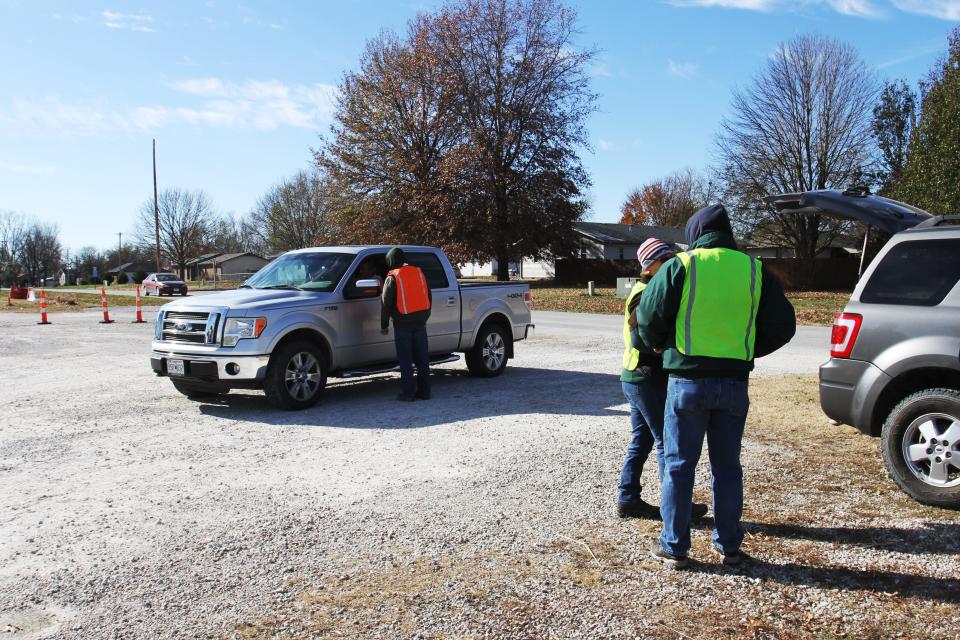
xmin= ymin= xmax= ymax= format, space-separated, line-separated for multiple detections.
xmin=2 ymin=292 xmax=162 ymax=314
xmin=232 ymin=376 xmax=959 ymax=639
xmin=528 ymin=284 xmax=849 ymax=326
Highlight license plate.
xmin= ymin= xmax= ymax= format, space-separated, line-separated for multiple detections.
xmin=167 ymin=359 xmax=185 ymax=376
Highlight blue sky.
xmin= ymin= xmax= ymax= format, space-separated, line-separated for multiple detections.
xmin=1 ymin=0 xmax=957 ymax=252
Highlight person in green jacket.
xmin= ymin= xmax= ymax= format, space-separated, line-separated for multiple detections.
xmin=637 ymin=204 xmax=796 ymax=569
xmin=618 ymin=238 xmax=709 ymax=521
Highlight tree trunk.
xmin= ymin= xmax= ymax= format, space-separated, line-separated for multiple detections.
xmin=496 ymin=254 xmax=510 ymax=281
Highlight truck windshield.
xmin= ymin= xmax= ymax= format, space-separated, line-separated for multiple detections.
xmin=244 ymin=252 xmax=354 ymax=292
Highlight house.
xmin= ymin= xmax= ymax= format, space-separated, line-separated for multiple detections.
xmin=196 ymin=252 xmax=268 ymax=281
xmin=459 ymin=221 xmax=686 ymax=280
xmin=742 ymin=235 xmax=862 ymax=259
xmin=105 ymin=262 xmax=153 ymax=283
xmin=184 ymin=252 xmax=222 ymax=280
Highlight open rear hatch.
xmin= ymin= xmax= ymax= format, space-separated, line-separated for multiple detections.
xmin=766 ymin=189 xmax=932 ymax=235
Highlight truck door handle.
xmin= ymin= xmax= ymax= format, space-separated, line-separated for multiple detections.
xmin=446 ymin=296 xmax=456 ymax=306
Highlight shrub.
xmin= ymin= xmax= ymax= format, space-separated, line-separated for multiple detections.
xmin=116 ymin=272 xmax=129 ymax=285
xmin=133 ymin=269 xmax=148 ymax=284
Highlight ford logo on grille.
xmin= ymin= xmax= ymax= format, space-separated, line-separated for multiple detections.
xmin=175 ymin=322 xmax=190 ymax=331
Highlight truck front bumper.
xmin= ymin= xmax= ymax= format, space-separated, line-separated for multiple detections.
xmin=150 ymin=350 xmax=270 ymax=384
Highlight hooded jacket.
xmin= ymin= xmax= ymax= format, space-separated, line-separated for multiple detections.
xmin=381 ymin=247 xmax=432 ymax=331
xmin=634 ymin=205 xmax=796 ymax=379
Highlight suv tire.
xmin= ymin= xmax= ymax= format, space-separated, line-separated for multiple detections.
xmin=881 ymin=388 xmax=960 ymax=509
xmin=263 ymin=340 xmax=327 ymax=410
xmin=172 ymin=380 xmax=228 ymax=399
xmin=466 ymin=323 xmax=509 ymax=378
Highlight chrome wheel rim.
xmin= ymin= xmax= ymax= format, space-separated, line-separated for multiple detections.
xmin=903 ymin=412 xmax=960 ymax=488
xmin=284 ymin=352 xmax=322 ymax=401
xmin=481 ymin=332 xmax=505 ymax=371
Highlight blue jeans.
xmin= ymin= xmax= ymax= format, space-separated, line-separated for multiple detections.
xmin=618 ymin=380 xmax=667 ymax=505
xmin=394 ymin=326 xmax=430 ymax=397
xmin=659 ymin=376 xmax=750 ymax=557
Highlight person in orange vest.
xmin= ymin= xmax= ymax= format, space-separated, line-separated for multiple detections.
xmin=381 ymin=247 xmax=433 ymax=401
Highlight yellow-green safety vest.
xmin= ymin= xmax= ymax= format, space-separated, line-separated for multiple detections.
xmin=675 ymin=248 xmax=762 ymax=361
xmin=622 ymin=280 xmax=646 ymax=370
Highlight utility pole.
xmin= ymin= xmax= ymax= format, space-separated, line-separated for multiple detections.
xmin=153 ymin=139 xmax=161 ymax=274
xmin=117 ymin=232 xmax=122 ymax=271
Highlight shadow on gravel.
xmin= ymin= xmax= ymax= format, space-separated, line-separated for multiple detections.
xmin=687 ymin=555 xmax=960 ymax=605
xmin=195 ymin=366 xmax=625 ymax=428
xmin=741 ymin=520 xmax=960 ymax=556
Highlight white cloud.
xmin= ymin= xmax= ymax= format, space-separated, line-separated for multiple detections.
xmin=668 ymin=0 xmax=886 ymax=16
xmin=0 ymin=79 xmax=338 ymax=137
xmin=892 ymin=0 xmax=960 ymax=19
xmin=597 ymin=138 xmax=614 ymax=151
xmin=668 ymin=0 xmax=774 ymax=10
xmin=0 ymin=161 xmax=57 ymax=176
xmin=102 ymin=10 xmax=155 ymax=32
xmin=667 ymin=59 xmax=699 ymax=77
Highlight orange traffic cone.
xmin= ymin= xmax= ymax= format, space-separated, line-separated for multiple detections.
xmin=99 ymin=286 xmax=114 ymax=324
xmin=132 ymin=285 xmax=146 ymax=323
xmin=37 ymin=289 xmax=51 ymax=325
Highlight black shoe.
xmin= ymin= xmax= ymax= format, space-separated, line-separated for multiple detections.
xmin=691 ymin=502 xmax=709 ymax=519
xmin=617 ymin=499 xmax=661 ymax=519
xmin=396 ymin=394 xmax=416 ymax=402
xmin=713 ymin=544 xmax=744 ymax=567
xmin=415 ymin=391 xmax=431 ymax=400
xmin=650 ymin=542 xmax=689 ymax=569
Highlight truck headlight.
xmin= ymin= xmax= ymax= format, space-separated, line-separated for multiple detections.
xmin=223 ymin=317 xmax=267 ymax=347
xmin=155 ymin=310 xmax=165 ymax=340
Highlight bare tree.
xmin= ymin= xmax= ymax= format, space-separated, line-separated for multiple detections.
xmin=620 ymin=168 xmax=712 ymax=227
xmin=20 ymin=223 xmax=62 ymax=285
xmin=137 ymin=188 xmax=214 ymax=279
xmin=0 ymin=210 xmax=29 ymax=285
xmin=247 ymin=171 xmax=334 ymax=253
xmin=718 ymin=34 xmax=877 ymax=257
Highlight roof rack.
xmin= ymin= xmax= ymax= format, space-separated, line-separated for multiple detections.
xmin=912 ymin=215 xmax=960 ymax=229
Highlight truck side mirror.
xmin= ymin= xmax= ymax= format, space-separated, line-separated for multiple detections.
xmin=345 ymin=278 xmax=382 ymax=299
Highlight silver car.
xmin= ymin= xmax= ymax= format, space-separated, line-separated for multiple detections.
xmin=791 ymin=191 xmax=960 ymax=508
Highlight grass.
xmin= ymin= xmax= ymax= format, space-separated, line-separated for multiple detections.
xmin=54 ymin=279 xmax=242 ymax=291
xmin=234 ymin=376 xmax=959 ymax=639
xmin=529 ymin=282 xmax=849 ymax=326
xmin=1 ymin=292 xmax=163 ymax=313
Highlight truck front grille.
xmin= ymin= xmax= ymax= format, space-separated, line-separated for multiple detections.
xmin=161 ymin=311 xmax=220 ymax=344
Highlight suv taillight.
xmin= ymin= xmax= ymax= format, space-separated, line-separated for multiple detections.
xmin=830 ymin=313 xmax=862 ymax=359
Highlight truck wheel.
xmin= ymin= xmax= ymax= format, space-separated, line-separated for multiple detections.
xmin=171 ymin=380 xmax=227 ymax=399
xmin=881 ymin=388 xmax=960 ymax=509
xmin=263 ymin=340 xmax=327 ymax=410
xmin=466 ymin=323 xmax=509 ymax=378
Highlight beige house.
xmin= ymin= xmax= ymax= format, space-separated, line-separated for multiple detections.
xmin=196 ymin=252 xmax=268 ymax=281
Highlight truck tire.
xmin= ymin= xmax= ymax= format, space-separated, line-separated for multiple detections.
xmin=171 ymin=380 xmax=227 ymax=399
xmin=466 ymin=323 xmax=509 ymax=378
xmin=881 ymin=388 xmax=960 ymax=509
xmin=263 ymin=340 xmax=327 ymax=410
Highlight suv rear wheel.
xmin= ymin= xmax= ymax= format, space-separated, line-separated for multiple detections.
xmin=881 ymin=388 xmax=960 ymax=508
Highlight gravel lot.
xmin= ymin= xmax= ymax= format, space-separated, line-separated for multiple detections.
xmin=1 ymin=308 xmax=957 ymax=639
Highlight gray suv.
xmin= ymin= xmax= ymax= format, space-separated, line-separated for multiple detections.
xmin=785 ymin=191 xmax=960 ymax=508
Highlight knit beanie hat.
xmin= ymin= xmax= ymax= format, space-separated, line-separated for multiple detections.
xmin=636 ymin=238 xmax=674 ymax=271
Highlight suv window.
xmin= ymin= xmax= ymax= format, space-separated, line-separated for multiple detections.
xmin=861 ymin=238 xmax=960 ymax=306
xmin=406 ymin=252 xmax=450 ymax=289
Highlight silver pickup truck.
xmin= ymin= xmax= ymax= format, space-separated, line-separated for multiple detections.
xmin=149 ymin=246 xmax=534 ymax=409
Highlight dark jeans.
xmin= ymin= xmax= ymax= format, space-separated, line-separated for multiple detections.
xmin=394 ymin=325 xmax=430 ymax=397
xmin=618 ymin=380 xmax=667 ymax=505
xmin=659 ymin=376 xmax=750 ymax=557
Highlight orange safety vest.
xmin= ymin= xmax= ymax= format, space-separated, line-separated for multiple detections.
xmin=388 ymin=265 xmax=431 ymax=315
